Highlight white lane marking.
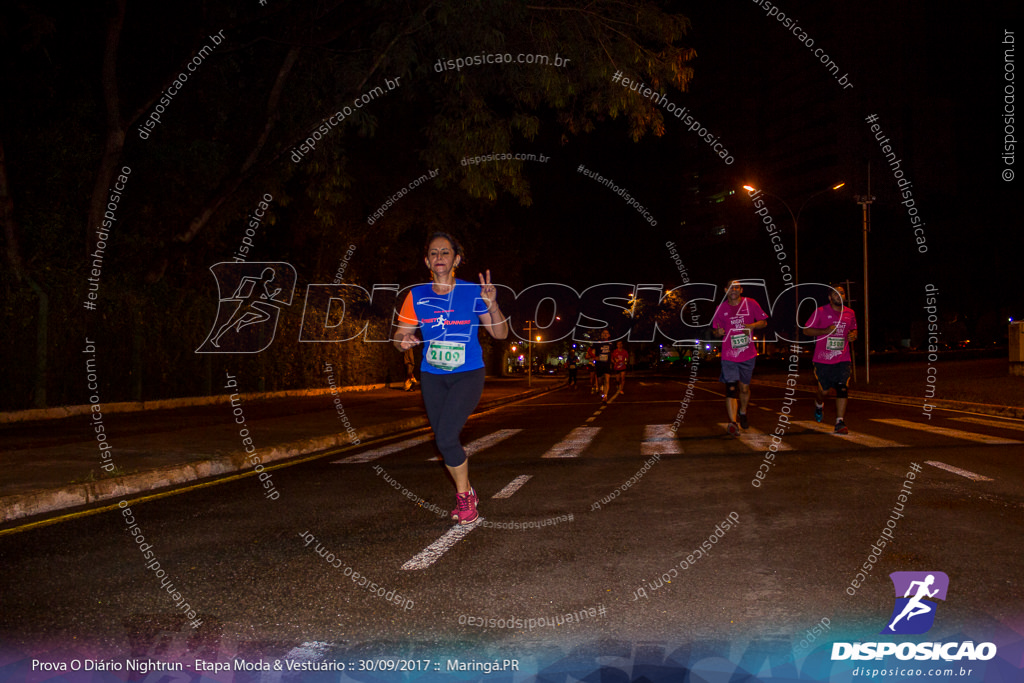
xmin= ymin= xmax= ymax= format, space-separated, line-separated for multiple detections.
xmin=541 ymin=426 xmax=601 ymax=458
xmin=874 ymin=418 xmax=1022 ymax=445
xmin=467 ymin=428 xmax=522 ymax=455
xmin=401 ymin=518 xmax=483 ymax=570
xmin=925 ymin=460 xmax=994 ymax=482
xmin=584 ymin=416 xmax=596 ymax=423
xmin=640 ymin=424 xmax=683 ymax=455
xmin=426 ymin=428 xmax=523 ymax=461
xmin=492 ymin=475 xmax=532 ymax=499
xmin=791 ymin=420 xmax=907 ymax=448
xmin=950 ymin=416 xmax=1024 ymax=432
xmin=719 ymin=424 xmax=793 ymax=452
xmin=333 ymin=435 xmax=433 ymax=463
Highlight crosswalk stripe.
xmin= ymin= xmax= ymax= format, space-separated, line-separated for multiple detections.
xmin=401 ymin=519 xmax=482 ymax=571
xmin=332 ymin=435 xmax=433 ymax=464
xmin=640 ymin=424 xmax=683 ymax=455
xmin=467 ymin=428 xmax=522 ymax=455
xmin=950 ymin=416 xmax=1024 ymax=432
xmin=925 ymin=460 xmax=994 ymax=482
xmin=791 ymin=420 xmax=907 ymax=448
xmin=340 ymin=415 xmax=1017 ymax=468
xmin=427 ymin=428 xmax=523 ymax=461
xmin=718 ymin=424 xmax=793 ymax=452
xmin=492 ymin=475 xmax=532 ymax=499
xmin=541 ymin=426 xmax=600 ymax=458
xmin=873 ymin=419 xmax=1022 ymax=445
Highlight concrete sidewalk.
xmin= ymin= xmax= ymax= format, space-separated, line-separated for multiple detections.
xmin=0 ymin=376 xmax=564 ymax=529
xmin=749 ymin=356 xmax=1024 ymax=420
xmin=749 ymin=377 xmax=1024 ymax=420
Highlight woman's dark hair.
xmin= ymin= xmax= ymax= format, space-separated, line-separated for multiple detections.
xmin=424 ymin=231 xmax=466 ymax=263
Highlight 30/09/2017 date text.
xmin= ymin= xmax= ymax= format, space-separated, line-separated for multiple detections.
xmin=355 ymin=659 xmax=520 ymax=673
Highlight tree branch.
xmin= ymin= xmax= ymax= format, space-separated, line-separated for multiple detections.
xmin=85 ymin=0 xmax=127 ymax=256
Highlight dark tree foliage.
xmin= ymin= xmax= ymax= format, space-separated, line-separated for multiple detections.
xmin=0 ymin=0 xmax=695 ymax=409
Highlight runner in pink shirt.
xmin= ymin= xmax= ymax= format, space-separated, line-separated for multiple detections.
xmin=711 ymin=280 xmax=769 ymax=435
xmin=611 ymin=341 xmax=629 ymax=395
xmin=802 ymin=284 xmax=858 ymax=434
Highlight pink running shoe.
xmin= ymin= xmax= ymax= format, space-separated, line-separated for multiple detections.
xmin=455 ymin=489 xmax=479 ymax=525
xmin=451 ymin=487 xmax=478 ymax=521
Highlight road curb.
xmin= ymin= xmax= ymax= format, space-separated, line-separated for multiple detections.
xmin=749 ymin=379 xmax=1024 ymax=420
xmin=0 ymin=383 xmax=390 ymax=425
xmin=0 ymin=382 xmax=563 ymax=526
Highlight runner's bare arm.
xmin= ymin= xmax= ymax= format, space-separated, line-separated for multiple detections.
xmin=802 ymin=324 xmax=837 ymax=337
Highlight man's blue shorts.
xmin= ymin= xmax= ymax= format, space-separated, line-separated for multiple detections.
xmin=720 ymin=357 xmax=756 ymax=385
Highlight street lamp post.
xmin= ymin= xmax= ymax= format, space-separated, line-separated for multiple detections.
xmin=855 ymin=166 xmax=875 ymax=385
xmin=742 ymin=182 xmax=845 ymax=288
xmin=525 ymin=320 xmax=534 ymax=387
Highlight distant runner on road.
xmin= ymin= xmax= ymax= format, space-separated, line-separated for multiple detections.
xmin=611 ymin=341 xmax=629 ymax=395
xmin=712 ymin=280 xmax=768 ymax=436
xmin=803 ymin=284 xmax=858 ymax=434
xmin=585 ymin=345 xmax=597 ymax=394
xmin=592 ymin=329 xmax=613 ymax=401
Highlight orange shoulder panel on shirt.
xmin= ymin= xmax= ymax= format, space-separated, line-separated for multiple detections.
xmin=398 ymin=292 xmax=420 ymax=325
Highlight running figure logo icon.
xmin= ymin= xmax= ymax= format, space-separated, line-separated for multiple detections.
xmin=881 ymin=571 xmax=949 ymax=635
xmin=196 ymin=262 xmax=296 ymax=353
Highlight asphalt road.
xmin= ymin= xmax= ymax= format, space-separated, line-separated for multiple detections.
xmin=1 ymin=378 xmax=1021 ymax=676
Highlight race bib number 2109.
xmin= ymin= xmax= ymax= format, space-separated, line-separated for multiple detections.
xmin=427 ymin=341 xmax=466 ymax=371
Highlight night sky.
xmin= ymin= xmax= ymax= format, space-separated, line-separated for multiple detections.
xmin=1 ymin=0 xmax=1019 ymax=397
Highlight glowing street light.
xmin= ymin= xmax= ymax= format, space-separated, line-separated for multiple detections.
xmin=742 ymin=182 xmax=845 ymax=287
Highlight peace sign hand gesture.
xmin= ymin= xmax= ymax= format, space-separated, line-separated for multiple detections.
xmin=479 ymin=269 xmax=498 ymax=311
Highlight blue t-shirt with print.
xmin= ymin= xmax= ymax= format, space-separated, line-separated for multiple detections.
xmin=399 ymin=280 xmax=488 ymax=374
